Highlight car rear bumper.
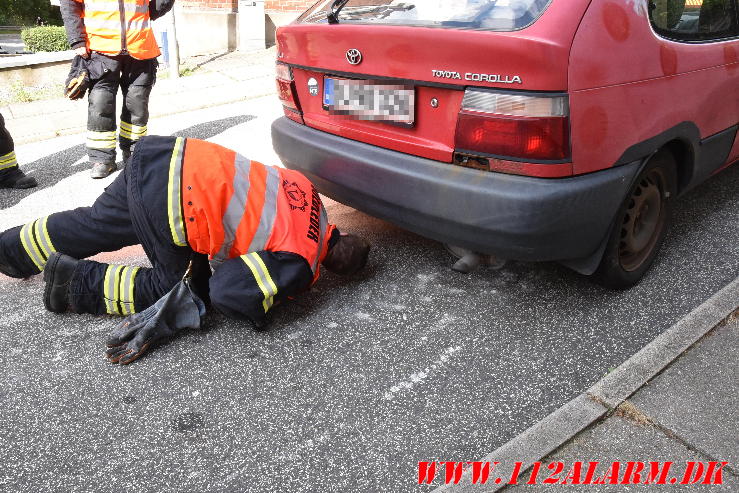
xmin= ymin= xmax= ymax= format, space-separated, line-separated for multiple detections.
xmin=272 ymin=117 xmax=641 ymax=262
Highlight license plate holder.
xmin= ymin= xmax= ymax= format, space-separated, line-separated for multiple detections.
xmin=323 ymin=77 xmax=415 ymax=126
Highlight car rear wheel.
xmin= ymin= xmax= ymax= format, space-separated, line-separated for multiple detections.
xmin=593 ymin=150 xmax=677 ymax=289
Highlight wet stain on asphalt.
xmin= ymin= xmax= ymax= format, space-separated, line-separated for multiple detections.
xmin=174 ymin=411 xmax=205 ymax=432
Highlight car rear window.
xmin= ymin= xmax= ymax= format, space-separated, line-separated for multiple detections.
xmin=297 ymin=0 xmax=554 ymax=31
xmin=649 ymin=0 xmax=739 ymax=42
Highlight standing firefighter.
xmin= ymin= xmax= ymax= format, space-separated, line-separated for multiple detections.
xmin=60 ymin=0 xmax=175 ymax=178
xmin=0 ymin=112 xmax=37 ymax=189
xmin=0 ymin=137 xmax=370 ymax=364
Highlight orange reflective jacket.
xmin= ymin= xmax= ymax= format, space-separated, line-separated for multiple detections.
xmin=76 ymin=0 xmax=160 ymax=59
xmin=166 ymin=138 xmax=335 ymax=281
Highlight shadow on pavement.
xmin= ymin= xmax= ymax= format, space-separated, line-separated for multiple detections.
xmin=0 ymin=114 xmax=256 ymax=210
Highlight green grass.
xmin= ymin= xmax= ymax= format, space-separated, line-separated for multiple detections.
xmin=0 ymin=78 xmax=63 ymax=105
xmin=157 ymin=64 xmax=199 ymax=79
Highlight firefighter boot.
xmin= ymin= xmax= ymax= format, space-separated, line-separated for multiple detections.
xmin=90 ymin=162 xmax=117 ymax=179
xmin=43 ymin=252 xmax=79 ymax=313
xmin=0 ymin=228 xmax=25 ymax=278
xmin=0 ymin=168 xmax=38 ymax=189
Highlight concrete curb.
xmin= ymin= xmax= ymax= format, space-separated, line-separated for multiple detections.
xmin=0 ymin=50 xmax=75 ymax=69
xmin=434 ymin=276 xmax=739 ymax=492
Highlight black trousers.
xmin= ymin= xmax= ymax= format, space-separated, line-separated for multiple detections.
xmin=0 ymin=112 xmax=19 ymax=181
xmin=86 ymin=53 xmax=157 ymax=164
xmin=0 ymin=137 xmax=194 ymax=315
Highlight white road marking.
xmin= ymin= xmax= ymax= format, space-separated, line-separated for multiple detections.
xmin=383 ymin=345 xmax=462 ymax=401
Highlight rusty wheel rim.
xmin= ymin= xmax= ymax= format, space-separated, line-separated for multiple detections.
xmin=618 ymin=169 xmax=666 ymax=272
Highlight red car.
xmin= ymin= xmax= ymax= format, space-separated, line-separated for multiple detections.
xmin=271 ymin=0 xmax=739 ymax=287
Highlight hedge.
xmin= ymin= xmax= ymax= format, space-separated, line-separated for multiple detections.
xmin=21 ymin=26 xmax=70 ymax=53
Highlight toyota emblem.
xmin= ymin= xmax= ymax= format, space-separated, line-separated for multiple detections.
xmin=346 ymin=49 xmax=362 ymax=65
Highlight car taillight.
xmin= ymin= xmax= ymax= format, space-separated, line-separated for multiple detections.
xmin=454 ymin=89 xmax=570 ymax=166
xmin=276 ymin=62 xmax=303 ymax=124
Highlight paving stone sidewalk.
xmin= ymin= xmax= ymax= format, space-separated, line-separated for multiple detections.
xmin=1 ymin=47 xmax=277 ymax=145
xmin=502 ymin=311 xmax=739 ymax=491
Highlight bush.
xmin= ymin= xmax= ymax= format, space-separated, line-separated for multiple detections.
xmin=21 ymin=26 xmax=70 ymax=53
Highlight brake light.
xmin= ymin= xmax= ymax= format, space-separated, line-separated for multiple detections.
xmin=454 ymin=89 xmax=570 ymax=164
xmin=276 ymin=63 xmax=303 ymax=124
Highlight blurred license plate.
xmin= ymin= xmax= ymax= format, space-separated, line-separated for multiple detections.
xmin=323 ymin=77 xmax=415 ymax=125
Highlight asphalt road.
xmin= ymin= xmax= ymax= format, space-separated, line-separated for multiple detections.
xmin=0 ymin=98 xmax=737 ymax=492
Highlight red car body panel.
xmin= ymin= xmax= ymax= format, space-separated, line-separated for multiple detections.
xmin=569 ymin=0 xmax=739 ymax=175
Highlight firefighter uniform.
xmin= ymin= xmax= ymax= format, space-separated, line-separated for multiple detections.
xmin=60 ymin=0 xmax=172 ymax=176
xmin=0 ymin=112 xmax=37 ymax=189
xmin=0 ymin=136 xmax=335 ymax=325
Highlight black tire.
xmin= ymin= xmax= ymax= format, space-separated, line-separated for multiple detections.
xmin=593 ymin=150 xmax=677 ymax=289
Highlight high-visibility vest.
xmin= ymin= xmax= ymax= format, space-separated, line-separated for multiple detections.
xmin=166 ymin=138 xmax=335 ymax=281
xmin=77 ymin=0 xmax=160 ymax=59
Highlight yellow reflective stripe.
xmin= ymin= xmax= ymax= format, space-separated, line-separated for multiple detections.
xmin=250 ymin=252 xmax=278 ymax=305
xmin=87 ymin=131 xmax=117 ymax=150
xmin=120 ymin=122 xmax=148 ymax=134
xmin=241 ymin=252 xmax=278 ymax=313
xmin=241 ymin=254 xmax=271 ymax=312
xmin=112 ymin=265 xmax=122 ymax=315
xmin=0 ymin=151 xmax=18 ymax=171
xmin=167 ymin=138 xmax=187 ymax=246
xmin=103 ymin=265 xmax=122 ymax=315
xmin=19 ymin=220 xmax=45 ymax=271
xmin=119 ymin=266 xmax=139 ymax=315
xmin=34 ymin=217 xmax=57 ymax=261
xmin=128 ymin=266 xmax=139 ymax=314
xmin=87 ymin=141 xmax=116 ymax=149
xmin=0 ymin=151 xmax=17 ymax=164
xmin=119 ymin=121 xmax=147 ymax=141
xmin=102 ymin=265 xmax=139 ymax=316
xmin=119 ymin=121 xmax=146 ymax=131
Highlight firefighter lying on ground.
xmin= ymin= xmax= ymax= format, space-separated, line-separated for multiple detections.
xmin=0 ymin=136 xmax=370 ymax=364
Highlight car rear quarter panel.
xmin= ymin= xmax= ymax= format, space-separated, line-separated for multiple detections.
xmin=568 ymin=0 xmax=739 ymax=176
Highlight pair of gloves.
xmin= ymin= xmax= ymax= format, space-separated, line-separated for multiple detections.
xmin=64 ymin=55 xmax=90 ymax=100
xmin=106 ymin=279 xmax=206 ymax=365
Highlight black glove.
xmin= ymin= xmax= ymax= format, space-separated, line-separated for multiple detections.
xmin=106 ymin=279 xmax=206 ymax=365
xmin=64 ymin=55 xmax=89 ymax=100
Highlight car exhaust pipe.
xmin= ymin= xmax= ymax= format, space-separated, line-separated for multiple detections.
xmin=445 ymin=244 xmax=507 ymax=273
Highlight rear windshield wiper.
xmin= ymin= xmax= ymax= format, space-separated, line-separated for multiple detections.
xmin=327 ymin=0 xmax=351 ymax=24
